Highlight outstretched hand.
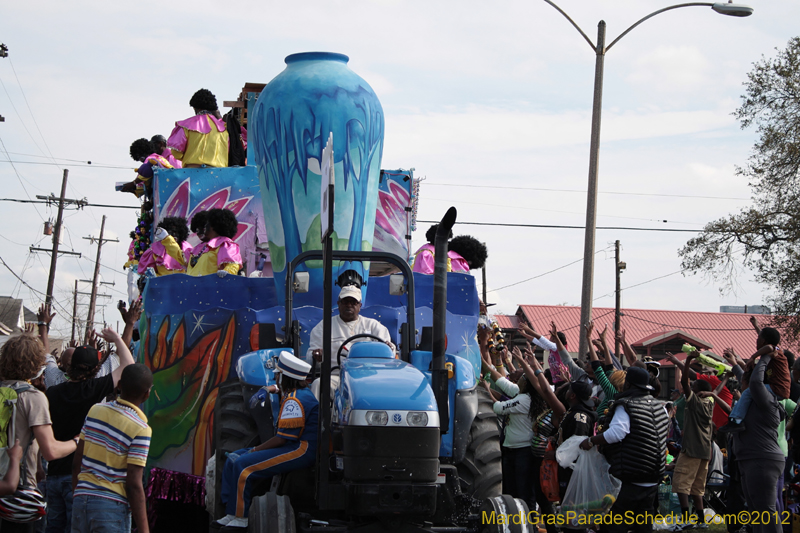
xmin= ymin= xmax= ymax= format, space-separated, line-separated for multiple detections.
xmin=37 ymin=304 xmax=55 ymax=325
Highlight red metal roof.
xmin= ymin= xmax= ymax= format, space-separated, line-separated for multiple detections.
xmin=515 ymin=304 xmax=771 ymax=358
xmin=494 ymin=314 xmax=520 ymax=329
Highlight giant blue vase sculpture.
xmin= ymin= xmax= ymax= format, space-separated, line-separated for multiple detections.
xmin=252 ymin=52 xmax=385 ymax=306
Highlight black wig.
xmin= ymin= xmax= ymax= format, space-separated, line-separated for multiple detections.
xmin=130 ymin=138 xmax=154 ymax=162
xmin=157 ymin=216 xmax=189 ymax=245
xmin=189 ymin=89 xmax=218 ymax=112
xmin=206 ymin=208 xmax=238 ymax=239
xmin=448 ymin=235 xmax=488 ymax=270
xmin=425 ymin=224 xmax=453 ymax=246
xmin=190 ymin=211 xmax=209 ymax=234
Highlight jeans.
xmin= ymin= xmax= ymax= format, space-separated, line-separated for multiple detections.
xmin=44 ymin=475 xmax=72 ymax=533
xmin=501 ymin=446 xmax=535 ymax=510
xmin=71 ymin=495 xmax=131 ymax=533
xmin=730 ymin=384 xmax=773 ymax=423
xmin=606 ymin=483 xmax=659 ymax=533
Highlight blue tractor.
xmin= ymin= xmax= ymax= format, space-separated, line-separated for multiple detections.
xmin=210 ymin=209 xmax=527 ymax=533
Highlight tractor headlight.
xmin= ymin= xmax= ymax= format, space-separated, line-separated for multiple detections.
xmin=406 ymin=412 xmax=429 ymax=427
xmin=365 ymin=411 xmax=388 ymax=426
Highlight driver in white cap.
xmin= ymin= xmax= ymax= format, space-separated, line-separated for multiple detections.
xmin=307 ymin=285 xmax=394 ymax=398
xmin=215 ymin=351 xmax=318 ymax=532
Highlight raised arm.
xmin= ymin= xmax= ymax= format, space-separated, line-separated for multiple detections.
xmin=100 ymin=328 xmax=135 ymax=387
xmin=618 ymin=329 xmax=639 ymax=367
xmin=713 ymin=375 xmax=729 ymax=396
xmin=514 ymin=347 xmax=566 ymax=420
xmin=598 ymin=324 xmax=614 ymax=367
xmin=118 ymin=299 xmax=142 ymax=348
xmin=551 ymin=321 xmax=584 ymax=379
xmin=749 ymin=315 xmax=761 ymax=336
xmin=36 ymin=304 xmax=56 ymax=353
xmin=748 ymin=354 xmax=775 ymax=409
xmin=722 ymin=348 xmax=746 ymax=370
xmin=585 ymin=322 xmax=599 ymax=362
xmin=681 ymin=353 xmax=696 ymax=397
xmin=698 ymin=391 xmax=731 ymax=414
xmin=666 ymin=351 xmax=698 ymax=380
xmin=520 ymin=324 xmax=558 ymax=352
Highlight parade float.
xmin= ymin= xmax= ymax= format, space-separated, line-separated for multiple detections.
xmin=133 ymin=53 xmax=491 ymax=531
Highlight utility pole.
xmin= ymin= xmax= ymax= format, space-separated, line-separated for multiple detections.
xmin=614 ymin=240 xmax=626 ymax=358
xmin=32 ymin=170 xmax=85 ymax=307
xmin=83 ymin=215 xmax=118 ymax=342
xmin=44 ymin=170 xmax=69 ymax=308
xmin=482 ymin=265 xmax=488 ymax=305
xmin=71 ymin=280 xmax=78 ymax=342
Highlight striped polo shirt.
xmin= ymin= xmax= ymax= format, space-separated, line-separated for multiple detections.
xmin=75 ymin=399 xmax=152 ymax=504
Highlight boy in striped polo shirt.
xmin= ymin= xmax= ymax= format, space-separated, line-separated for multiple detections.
xmin=71 ymin=364 xmax=153 ymax=533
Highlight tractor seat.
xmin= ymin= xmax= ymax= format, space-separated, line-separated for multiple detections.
xmin=348 ymin=342 xmax=394 ymax=359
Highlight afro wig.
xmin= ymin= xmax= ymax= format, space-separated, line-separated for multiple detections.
xmin=206 ymin=208 xmax=238 ymax=239
xmin=448 ymin=235 xmax=488 ymax=270
xmin=130 ymin=138 xmax=154 ymax=162
xmin=425 ymin=224 xmax=453 ymax=245
xmin=150 ymin=134 xmax=167 ymax=149
xmin=157 ymin=216 xmax=189 ymax=245
xmin=190 ymin=211 xmax=209 ymax=234
xmin=189 ymin=89 xmax=218 ymax=112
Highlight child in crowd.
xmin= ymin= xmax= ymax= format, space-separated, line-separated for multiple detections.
xmin=71 ymin=364 xmax=153 ymax=533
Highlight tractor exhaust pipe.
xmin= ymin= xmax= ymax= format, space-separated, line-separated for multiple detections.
xmin=432 ymin=207 xmax=456 ymax=434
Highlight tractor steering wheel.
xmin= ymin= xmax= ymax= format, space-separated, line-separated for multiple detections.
xmin=337 ymin=333 xmax=389 ymax=368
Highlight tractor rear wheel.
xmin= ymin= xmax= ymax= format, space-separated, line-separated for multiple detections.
xmin=211 ymin=381 xmax=259 ymax=521
xmin=456 ymin=387 xmax=503 ymax=499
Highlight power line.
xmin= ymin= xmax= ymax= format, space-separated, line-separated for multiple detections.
xmin=425 ymin=197 xmax=692 ymax=225
xmin=487 ymin=245 xmax=613 ymax=293
xmin=621 ymin=313 xmax=752 ymax=332
xmin=0 ymin=136 xmax=46 ymax=222
xmin=0 ymin=159 xmax=132 ymax=170
xmin=7 ymin=59 xmax=62 ymax=170
xmin=424 ymin=182 xmax=750 ymax=201
xmin=0 ymin=76 xmax=46 ymax=156
xmin=417 ymin=220 xmax=704 ymax=232
xmin=593 ymin=270 xmax=684 ymax=301
xmin=0 ymin=197 xmax=140 ymax=210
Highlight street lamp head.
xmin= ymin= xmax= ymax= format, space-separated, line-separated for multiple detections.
xmin=711 ymin=2 xmax=754 ymax=17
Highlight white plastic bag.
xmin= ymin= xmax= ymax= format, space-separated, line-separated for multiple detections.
xmin=560 ymin=446 xmax=622 ymax=526
xmin=556 ymin=435 xmax=584 ymax=469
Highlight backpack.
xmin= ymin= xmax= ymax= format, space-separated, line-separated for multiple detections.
xmin=0 ymin=382 xmax=34 ymax=478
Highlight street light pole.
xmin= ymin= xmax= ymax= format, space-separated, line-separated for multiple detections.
xmin=541 ymin=1 xmax=753 ymax=359
xmin=578 ymin=20 xmax=606 ymax=360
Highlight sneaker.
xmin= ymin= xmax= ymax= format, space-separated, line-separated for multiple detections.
xmin=696 ymin=522 xmax=709 ymax=530
xmin=215 ymin=515 xmax=234 ymax=526
xmin=220 ymin=517 xmax=249 ymax=532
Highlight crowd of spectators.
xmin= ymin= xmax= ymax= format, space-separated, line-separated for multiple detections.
xmin=479 ymin=311 xmax=796 ymax=533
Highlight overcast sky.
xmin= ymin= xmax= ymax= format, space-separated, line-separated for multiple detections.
xmin=0 ymin=0 xmax=796 ymax=338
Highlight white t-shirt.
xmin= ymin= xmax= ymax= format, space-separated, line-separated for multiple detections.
xmin=306 ymin=315 xmax=394 ymax=370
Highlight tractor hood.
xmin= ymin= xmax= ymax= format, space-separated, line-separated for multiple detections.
xmin=336 ymin=358 xmax=439 ymax=427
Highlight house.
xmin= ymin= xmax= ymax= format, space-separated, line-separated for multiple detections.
xmin=0 ymin=297 xmax=37 ymax=335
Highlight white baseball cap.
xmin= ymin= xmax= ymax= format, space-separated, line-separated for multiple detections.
xmin=338 ymin=285 xmax=362 ymax=302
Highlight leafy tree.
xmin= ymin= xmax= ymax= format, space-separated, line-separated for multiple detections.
xmin=679 ymin=37 xmax=800 ymax=339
